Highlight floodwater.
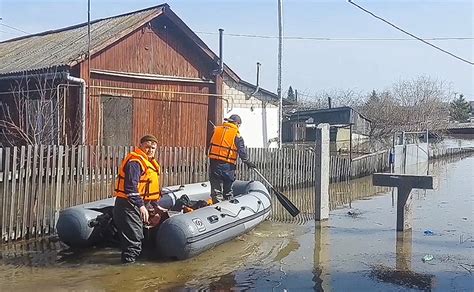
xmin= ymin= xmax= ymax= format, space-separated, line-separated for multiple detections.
xmin=0 ymin=155 xmax=472 ymax=291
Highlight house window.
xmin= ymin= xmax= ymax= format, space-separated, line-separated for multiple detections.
xmin=101 ymin=95 xmax=133 ymax=146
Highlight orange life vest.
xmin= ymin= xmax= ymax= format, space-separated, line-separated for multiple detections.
xmin=114 ymin=148 xmax=161 ymax=201
xmin=208 ymin=122 xmax=240 ymax=164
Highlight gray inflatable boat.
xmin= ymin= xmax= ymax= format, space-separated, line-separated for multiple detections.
xmin=56 ymin=180 xmax=271 ymax=259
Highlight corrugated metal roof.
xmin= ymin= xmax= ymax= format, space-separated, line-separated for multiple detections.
xmin=0 ymin=5 xmax=166 ymax=76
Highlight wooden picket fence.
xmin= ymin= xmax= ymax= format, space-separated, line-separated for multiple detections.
xmin=0 ymin=143 xmax=389 ymax=242
xmin=350 ymin=150 xmax=390 ymax=179
xmin=0 ymin=145 xmax=321 ymax=242
xmin=2 ymin=143 xmax=469 ymax=242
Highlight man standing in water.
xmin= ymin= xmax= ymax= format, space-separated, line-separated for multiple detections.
xmin=208 ymin=114 xmax=256 ymax=203
xmin=114 ymin=134 xmax=174 ymax=264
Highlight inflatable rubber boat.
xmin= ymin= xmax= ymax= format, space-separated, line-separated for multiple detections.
xmin=56 ymin=180 xmax=271 ymax=259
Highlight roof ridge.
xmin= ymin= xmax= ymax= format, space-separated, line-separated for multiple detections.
xmin=0 ymin=3 xmax=169 ymax=44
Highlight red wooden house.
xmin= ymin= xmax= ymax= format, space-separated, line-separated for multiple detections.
xmin=0 ymin=4 xmax=230 ymax=147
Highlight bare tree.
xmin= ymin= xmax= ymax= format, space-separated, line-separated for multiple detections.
xmin=0 ymin=69 xmax=64 ymax=146
xmin=360 ymin=76 xmax=450 ymax=137
xmin=284 ymin=88 xmax=364 ymax=114
xmin=285 ymin=76 xmax=451 ymax=139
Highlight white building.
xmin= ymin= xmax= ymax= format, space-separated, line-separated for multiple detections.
xmin=221 ymin=68 xmax=288 ymax=148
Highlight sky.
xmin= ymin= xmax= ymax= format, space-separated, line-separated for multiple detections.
xmin=0 ymin=0 xmax=473 ymax=101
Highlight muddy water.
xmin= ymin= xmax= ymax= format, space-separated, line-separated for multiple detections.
xmin=0 ymin=155 xmax=472 ymax=291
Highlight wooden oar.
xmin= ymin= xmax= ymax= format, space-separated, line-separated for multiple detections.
xmin=252 ymin=168 xmax=300 ymax=217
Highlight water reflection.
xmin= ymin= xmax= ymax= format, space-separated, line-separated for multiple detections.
xmin=0 ymin=222 xmax=300 ymax=291
xmin=270 ymin=153 xmax=472 ymax=224
xmin=396 ymin=230 xmax=412 ymax=271
xmin=274 ymin=238 xmax=300 ymax=263
xmin=270 ymin=175 xmax=391 ymax=223
xmin=370 ymin=264 xmax=434 ymax=291
xmin=0 ymin=239 xmax=64 ymax=267
xmin=313 ymin=222 xmax=330 ymax=291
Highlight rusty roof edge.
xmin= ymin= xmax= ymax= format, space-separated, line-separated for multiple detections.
xmin=162 ymin=7 xmax=242 ymax=83
xmin=162 ymin=8 xmax=217 ymax=62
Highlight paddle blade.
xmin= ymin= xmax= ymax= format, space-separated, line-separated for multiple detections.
xmin=273 ymin=189 xmax=300 ymax=217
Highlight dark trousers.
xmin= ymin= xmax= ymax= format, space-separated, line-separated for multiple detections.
xmin=113 ymin=197 xmax=143 ymax=263
xmin=209 ymin=159 xmax=236 ymax=202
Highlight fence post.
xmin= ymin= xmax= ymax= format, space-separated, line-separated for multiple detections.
xmin=314 ymin=123 xmax=330 ymax=221
xmin=54 ymin=145 xmax=64 ymax=230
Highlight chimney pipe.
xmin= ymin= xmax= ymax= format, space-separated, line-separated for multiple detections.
xmin=218 ymin=28 xmax=223 ymax=73
xmin=212 ymin=29 xmax=224 ymax=76
xmin=249 ymin=62 xmax=261 ymax=98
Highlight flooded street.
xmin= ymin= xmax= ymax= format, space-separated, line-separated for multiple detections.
xmin=0 ymin=155 xmax=472 ymax=291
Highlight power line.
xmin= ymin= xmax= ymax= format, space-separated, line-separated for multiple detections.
xmin=0 ymin=29 xmax=18 ymax=35
xmin=0 ymin=31 xmax=19 ymax=35
xmin=347 ymin=0 xmax=473 ymax=66
xmin=2 ymin=22 xmax=472 ymax=42
xmin=0 ymin=23 xmax=29 ymax=34
xmin=196 ymin=31 xmax=473 ymax=41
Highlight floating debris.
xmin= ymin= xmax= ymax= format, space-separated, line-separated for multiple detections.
xmin=347 ymin=209 xmax=362 ymax=217
xmin=423 ymin=230 xmax=435 ymax=236
xmin=422 ymin=254 xmax=434 ymax=262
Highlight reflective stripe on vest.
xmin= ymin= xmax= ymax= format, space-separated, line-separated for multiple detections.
xmin=208 ymin=122 xmax=239 ymax=164
xmin=114 ymin=148 xmax=161 ymax=201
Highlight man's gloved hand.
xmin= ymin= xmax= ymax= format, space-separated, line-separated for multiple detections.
xmin=244 ymin=161 xmax=257 ymax=169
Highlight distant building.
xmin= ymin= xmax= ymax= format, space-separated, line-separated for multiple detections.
xmin=282 ymin=106 xmax=371 ymax=154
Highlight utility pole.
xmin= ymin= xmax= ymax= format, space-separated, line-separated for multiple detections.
xmin=88 ymin=0 xmax=91 ymax=81
xmin=277 ymin=0 xmax=283 ymax=148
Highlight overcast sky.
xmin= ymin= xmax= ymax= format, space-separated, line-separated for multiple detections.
xmin=1 ymin=0 xmax=473 ymax=100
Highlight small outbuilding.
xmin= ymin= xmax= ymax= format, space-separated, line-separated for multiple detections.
xmin=283 ymin=106 xmax=371 ymax=155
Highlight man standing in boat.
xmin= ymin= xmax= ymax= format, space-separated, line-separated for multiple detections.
xmin=208 ymin=114 xmax=256 ymax=204
xmin=114 ymin=134 xmax=176 ymax=264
